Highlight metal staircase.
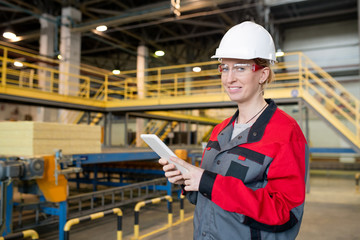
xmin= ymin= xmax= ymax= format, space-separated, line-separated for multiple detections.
xmin=284 ymin=53 xmax=360 ymax=153
xmin=131 ymin=120 xmax=178 ymax=146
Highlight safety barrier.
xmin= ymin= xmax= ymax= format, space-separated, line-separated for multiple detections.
xmin=179 ymin=194 xmax=185 ymax=222
xmin=355 ymin=173 xmax=360 ymax=192
xmin=133 ymin=195 xmax=173 ymax=240
xmin=64 ymin=208 xmax=123 ymax=240
xmin=0 ymin=229 xmax=39 ymax=240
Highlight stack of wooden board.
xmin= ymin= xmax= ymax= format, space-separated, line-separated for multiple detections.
xmin=0 ymin=121 xmax=101 ymax=156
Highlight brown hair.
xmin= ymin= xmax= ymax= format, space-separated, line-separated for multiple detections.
xmin=254 ymin=58 xmax=274 ymax=85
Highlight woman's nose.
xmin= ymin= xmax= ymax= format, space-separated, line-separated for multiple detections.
xmin=224 ymin=70 xmax=236 ymax=83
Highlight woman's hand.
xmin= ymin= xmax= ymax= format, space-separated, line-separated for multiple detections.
xmin=159 ymin=157 xmax=185 ymax=185
xmin=159 ymin=156 xmax=204 ymax=191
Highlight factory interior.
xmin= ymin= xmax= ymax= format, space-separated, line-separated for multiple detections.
xmin=0 ymin=0 xmax=359 ymax=239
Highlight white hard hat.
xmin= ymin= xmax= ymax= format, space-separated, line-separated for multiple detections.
xmin=212 ymin=21 xmax=276 ymax=62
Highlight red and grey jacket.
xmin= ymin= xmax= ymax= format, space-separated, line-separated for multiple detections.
xmin=186 ymin=99 xmax=309 ymax=240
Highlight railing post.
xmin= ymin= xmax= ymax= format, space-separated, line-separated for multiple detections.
xmin=166 ymin=195 xmax=173 ymax=226
xmin=133 ymin=195 xmax=173 ymax=240
xmin=29 ymin=69 xmax=34 ymax=89
xmin=50 ymin=71 xmax=54 ymax=93
xmin=86 ymin=77 xmax=90 ymax=98
xmin=114 ymin=208 xmax=123 ymax=240
xmin=134 ymin=201 xmax=145 ymax=239
xmin=174 ymin=74 xmax=178 ymax=96
xmin=180 ymin=194 xmax=185 ymax=221
xmin=104 ymin=74 xmax=108 ymax=101
xmin=298 ymin=52 xmax=303 ymax=97
xmin=1 ymin=48 xmax=8 ymax=87
xmin=157 ymin=68 xmax=161 ymax=98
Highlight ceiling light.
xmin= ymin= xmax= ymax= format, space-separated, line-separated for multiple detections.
xmin=155 ymin=50 xmax=165 ymax=57
xmin=276 ymin=49 xmax=285 ymax=57
xmin=14 ymin=61 xmax=23 ymax=67
xmin=192 ymin=67 xmax=201 ymax=72
xmin=112 ymin=69 xmax=121 ymax=75
xmin=57 ymin=54 xmax=63 ymax=60
xmin=96 ymin=25 xmax=107 ymax=32
xmin=3 ymin=31 xmax=17 ymax=40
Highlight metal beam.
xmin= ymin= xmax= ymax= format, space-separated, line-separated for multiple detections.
xmin=71 ymin=0 xmax=246 ymax=33
xmin=0 ymin=6 xmax=22 ymax=13
xmin=264 ymin=0 xmax=308 ymax=7
xmin=128 ymin=111 xmax=221 ymax=125
xmin=86 ymin=7 xmax=123 ymax=15
xmin=86 ymin=34 xmax=138 ymax=56
xmin=273 ymin=8 xmax=357 ymax=24
xmin=90 ymin=30 xmax=137 ymax=50
xmin=156 ymin=29 xmax=224 ymax=43
xmin=82 ymin=46 xmax=117 ymax=55
xmin=176 ymin=19 xmax=225 ymax=28
xmin=99 ymin=4 xmax=257 ymax=33
xmin=0 ymin=93 xmax=105 ymax=112
xmin=0 ymin=15 xmax=37 ymax=27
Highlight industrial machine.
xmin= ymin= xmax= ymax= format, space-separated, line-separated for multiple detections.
xmin=0 ymin=150 xmax=174 ymax=240
xmin=0 ymin=156 xmax=44 ymax=235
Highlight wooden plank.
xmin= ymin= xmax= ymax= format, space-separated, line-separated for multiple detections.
xmin=0 ymin=121 xmax=101 ymax=156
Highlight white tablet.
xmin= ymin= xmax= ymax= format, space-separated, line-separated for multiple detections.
xmin=140 ymin=134 xmax=188 ymax=174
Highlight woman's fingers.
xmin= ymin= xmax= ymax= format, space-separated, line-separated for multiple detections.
xmin=167 ymin=175 xmax=184 ymax=184
xmin=169 ymin=156 xmax=191 ymax=170
xmin=158 ymin=158 xmax=168 ymax=165
xmin=164 ymin=169 xmax=181 ymax=178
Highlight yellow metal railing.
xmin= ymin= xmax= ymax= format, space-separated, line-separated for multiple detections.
xmin=0 ymin=45 xmax=123 ymax=101
xmin=301 ymin=53 xmax=359 ymax=145
xmin=0 ymin=45 xmax=359 ymax=149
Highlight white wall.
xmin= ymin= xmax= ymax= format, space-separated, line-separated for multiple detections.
xmin=284 ymin=20 xmax=359 ymax=68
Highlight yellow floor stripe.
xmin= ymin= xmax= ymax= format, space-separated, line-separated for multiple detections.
xmin=138 ymin=215 xmax=194 ymax=239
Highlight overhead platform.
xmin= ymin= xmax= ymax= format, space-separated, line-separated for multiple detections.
xmin=0 ymin=87 xmax=106 ymax=112
xmin=0 ymin=46 xmax=359 ymax=153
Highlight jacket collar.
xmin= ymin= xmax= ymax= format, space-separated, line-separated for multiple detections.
xmin=220 ymin=98 xmax=277 ymax=144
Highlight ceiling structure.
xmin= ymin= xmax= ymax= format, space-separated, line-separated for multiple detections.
xmin=0 ymin=0 xmax=358 ymax=71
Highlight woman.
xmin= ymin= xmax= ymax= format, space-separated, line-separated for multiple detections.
xmin=159 ymin=21 xmax=309 ymax=240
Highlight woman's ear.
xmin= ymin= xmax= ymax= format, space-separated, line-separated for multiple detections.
xmin=259 ymin=67 xmax=270 ymax=84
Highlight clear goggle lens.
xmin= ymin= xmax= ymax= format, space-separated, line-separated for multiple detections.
xmin=218 ymin=63 xmax=264 ymax=74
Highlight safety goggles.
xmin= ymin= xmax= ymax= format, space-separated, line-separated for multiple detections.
xmin=218 ymin=63 xmax=264 ymax=74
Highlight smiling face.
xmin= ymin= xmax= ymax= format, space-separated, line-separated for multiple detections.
xmin=220 ymin=58 xmax=269 ymax=105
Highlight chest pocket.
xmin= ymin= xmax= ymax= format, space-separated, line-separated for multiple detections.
xmin=228 ymin=147 xmax=266 ymax=165
xmin=226 ymin=147 xmax=267 ymax=183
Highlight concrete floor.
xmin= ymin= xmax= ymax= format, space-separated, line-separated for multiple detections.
xmin=37 ymin=172 xmax=360 ymax=240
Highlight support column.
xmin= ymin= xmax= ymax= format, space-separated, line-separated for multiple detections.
xmin=187 ymin=121 xmax=191 ymax=145
xmin=37 ymin=14 xmax=58 ymax=122
xmin=58 ymin=7 xmax=81 ymax=123
xmin=185 ymin=67 xmax=192 ymax=95
xmin=136 ymin=45 xmax=148 ymax=146
xmin=106 ymin=112 xmax=113 ymax=147
xmin=39 ymin=13 xmax=56 ymax=90
xmin=137 ymin=45 xmax=148 ymax=99
xmin=124 ymin=113 xmax=129 ymax=147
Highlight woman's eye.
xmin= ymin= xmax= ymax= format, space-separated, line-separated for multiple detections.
xmin=235 ymin=67 xmax=245 ymax=72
